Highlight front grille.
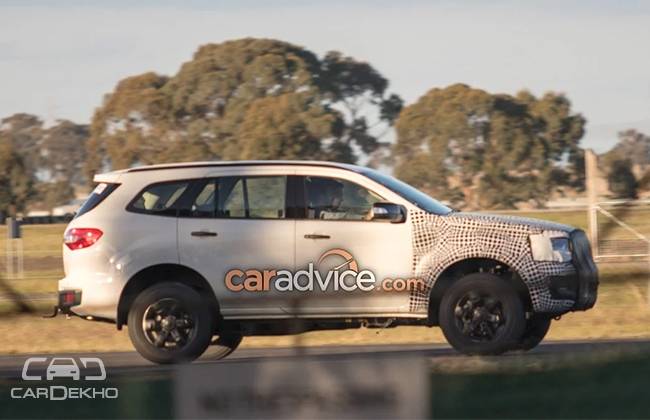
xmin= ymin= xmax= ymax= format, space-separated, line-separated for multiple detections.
xmin=548 ymin=275 xmax=579 ymax=300
xmin=570 ymin=229 xmax=599 ymax=310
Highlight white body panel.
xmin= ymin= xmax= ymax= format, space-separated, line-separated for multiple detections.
xmin=58 ymin=162 xmax=425 ymax=322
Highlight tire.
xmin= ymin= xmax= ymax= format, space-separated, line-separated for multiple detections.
xmin=207 ymin=333 xmax=243 ymax=359
xmin=127 ymin=282 xmax=213 ymax=364
xmin=515 ymin=315 xmax=552 ymax=351
xmin=438 ymin=273 xmax=526 ymax=355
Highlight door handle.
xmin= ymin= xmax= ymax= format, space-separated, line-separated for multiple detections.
xmin=304 ymin=234 xmax=330 ymax=240
xmin=191 ymin=231 xmax=218 ymax=237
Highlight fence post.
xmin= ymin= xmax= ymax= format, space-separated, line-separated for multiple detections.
xmin=5 ymin=217 xmax=24 ymax=280
xmin=585 ymin=149 xmax=599 ymax=257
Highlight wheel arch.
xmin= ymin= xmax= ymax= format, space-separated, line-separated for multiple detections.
xmin=427 ymin=257 xmax=532 ymax=325
xmin=116 ymin=264 xmax=220 ymax=329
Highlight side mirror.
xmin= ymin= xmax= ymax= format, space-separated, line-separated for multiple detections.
xmin=371 ymin=202 xmax=406 ymax=223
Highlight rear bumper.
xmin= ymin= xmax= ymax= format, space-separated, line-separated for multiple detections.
xmin=58 ymin=289 xmax=82 ymax=313
xmin=58 ymin=273 xmax=122 ymax=320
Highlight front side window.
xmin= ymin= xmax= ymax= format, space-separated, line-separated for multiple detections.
xmin=129 ymin=181 xmax=190 ymax=216
xmin=304 ymin=176 xmax=383 ymax=221
xmin=186 ymin=176 xmax=287 ymax=219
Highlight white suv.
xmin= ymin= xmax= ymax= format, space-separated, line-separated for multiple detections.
xmin=56 ymin=161 xmax=598 ymax=363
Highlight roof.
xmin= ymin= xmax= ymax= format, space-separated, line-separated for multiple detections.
xmin=101 ymin=160 xmax=365 ymax=175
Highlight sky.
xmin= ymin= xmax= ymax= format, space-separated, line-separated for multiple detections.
xmin=1 ymin=0 xmax=649 ymax=152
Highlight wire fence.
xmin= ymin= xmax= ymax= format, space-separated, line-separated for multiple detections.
xmin=592 ymin=200 xmax=650 ymax=262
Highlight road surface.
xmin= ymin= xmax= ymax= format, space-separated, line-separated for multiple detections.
xmin=1 ymin=339 xmax=649 ymax=379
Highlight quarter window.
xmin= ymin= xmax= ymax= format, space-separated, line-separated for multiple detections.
xmin=129 ymin=181 xmax=190 ymax=215
xmin=74 ymin=182 xmax=119 ymax=218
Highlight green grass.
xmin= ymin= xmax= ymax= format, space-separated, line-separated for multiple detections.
xmin=431 ymin=351 xmax=650 ymax=418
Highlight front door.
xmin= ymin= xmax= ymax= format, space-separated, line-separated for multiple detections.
xmin=289 ymin=173 xmax=413 ymax=316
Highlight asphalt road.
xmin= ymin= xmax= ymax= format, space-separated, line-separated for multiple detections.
xmin=1 ymin=339 xmax=650 ymax=379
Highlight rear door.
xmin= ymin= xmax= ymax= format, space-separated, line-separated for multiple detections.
xmin=177 ymin=168 xmax=295 ymax=318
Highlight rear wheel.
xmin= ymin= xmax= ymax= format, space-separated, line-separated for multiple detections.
xmin=439 ymin=273 xmax=526 ymax=355
xmin=128 ymin=282 xmax=213 ymax=364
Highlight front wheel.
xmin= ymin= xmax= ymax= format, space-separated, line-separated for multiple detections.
xmin=207 ymin=333 xmax=243 ymax=359
xmin=515 ymin=315 xmax=552 ymax=351
xmin=439 ymin=273 xmax=526 ymax=355
xmin=127 ymin=283 xmax=213 ymax=364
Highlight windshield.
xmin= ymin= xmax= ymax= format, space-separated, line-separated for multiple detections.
xmin=360 ymin=168 xmax=452 ymax=215
xmin=51 ymin=358 xmax=75 ymax=365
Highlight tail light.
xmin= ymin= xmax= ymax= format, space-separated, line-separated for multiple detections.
xmin=64 ymin=228 xmax=103 ymax=250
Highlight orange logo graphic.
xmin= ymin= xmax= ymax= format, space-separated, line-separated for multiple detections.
xmin=317 ymin=248 xmax=359 ymax=273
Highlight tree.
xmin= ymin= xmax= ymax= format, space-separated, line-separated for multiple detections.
xmin=607 ymin=159 xmax=638 ymax=199
xmin=393 ymin=84 xmax=586 ymax=208
xmin=41 ymin=120 xmax=89 ymax=186
xmin=0 ymin=139 xmax=33 ymax=215
xmin=86 ymin=38 xmax=401 ymax=177
xmin=601 ymin=129 xmax=650 ymax=180
xmin=638 ymin=168 xmax=650 ymax=191
xmin=0 ymin=113 xmax=88 ymax=209
xmin=599 ymin=129 xmax=650 ymax=198
xmin=0 ymin=114 xmax=42 ymax=175
xmin=36 ymin=181 xmax=76 ymax=212
xmin=518 ymin=91 xmax=586 ymax=190
xmin=236 ymin=93 xmax=339 ymax=160
xmin=607 ymin=129 xmax=650 ymax=167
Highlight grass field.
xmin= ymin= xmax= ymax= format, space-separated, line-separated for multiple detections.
xmin=0 ymin=210 xmax=648 ymax=354
xmin=430 ymin=349 xmax=650 ymax=418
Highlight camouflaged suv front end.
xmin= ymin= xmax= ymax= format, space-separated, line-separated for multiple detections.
xmin=409 ymin=211 xmax=599 ymax=316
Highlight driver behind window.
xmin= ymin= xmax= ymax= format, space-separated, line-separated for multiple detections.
xmin=306 ymin=177 xmax=380 ymax=220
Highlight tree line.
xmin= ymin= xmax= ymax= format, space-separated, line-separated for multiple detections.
xmin=1 ymin=38 xmax=648 ymax=214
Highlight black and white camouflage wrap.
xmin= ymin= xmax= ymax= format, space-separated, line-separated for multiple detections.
xmin=409 ymin=210 xmax=576 ymax=313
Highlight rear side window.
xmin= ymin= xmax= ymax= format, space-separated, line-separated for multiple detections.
xmin=246 ymin=177 xmax=287 ymax=218
xmin=74 ymin=183 xmax=119 ymax=219
xmin=184 ymin=176 xmax=287 ymax=219
xmin=128 ymin=181 xmax=190 ymax=216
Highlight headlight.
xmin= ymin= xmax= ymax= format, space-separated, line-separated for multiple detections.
xmin=530 ymin=232 xmax=572 ymax=263
xmin=550 ymin=238 xmax=572 ymax=262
